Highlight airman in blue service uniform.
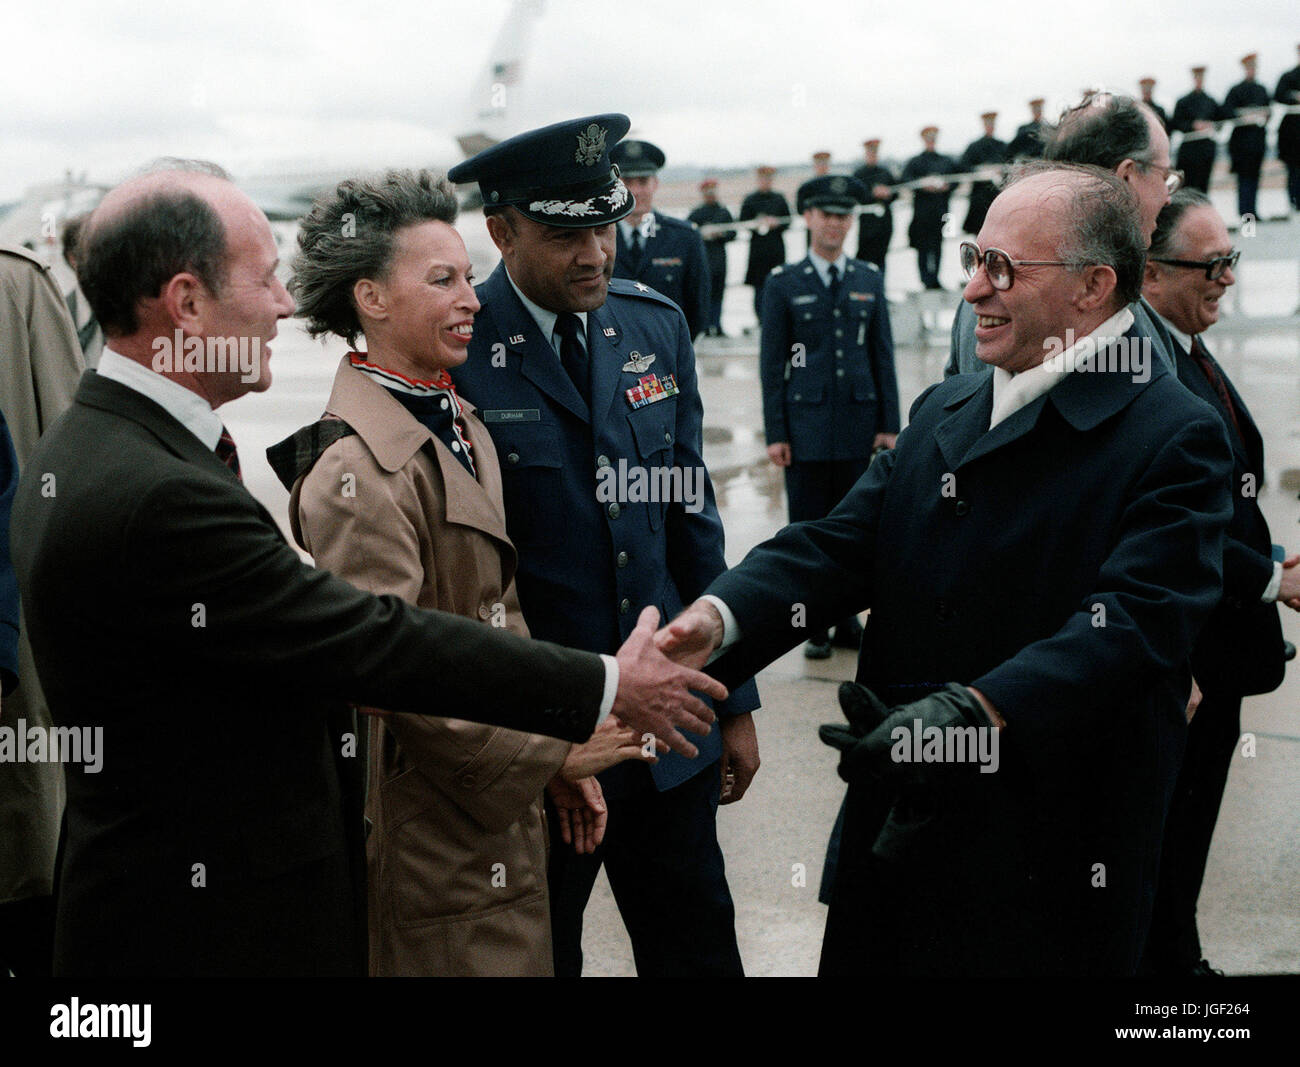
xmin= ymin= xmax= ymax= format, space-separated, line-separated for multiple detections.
xmin=760 ymin=174 xmax=900 ymax=657
xmin=609 ymin=138 xmax=712 ymax=340
xmin=447 ymin=114 xmax=760 ymax=977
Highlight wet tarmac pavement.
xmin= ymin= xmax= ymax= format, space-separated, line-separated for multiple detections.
xmin=225 ymin=211 xmax=1299 ymax=976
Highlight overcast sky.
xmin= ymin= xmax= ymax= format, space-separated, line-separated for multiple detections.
xmin=3 ymin=0 xmax=1295 ymax=201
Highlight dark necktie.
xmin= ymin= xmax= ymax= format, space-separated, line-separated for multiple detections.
xmin=215 ymin=424 xmax=242 ymax=481
xmin=1189 ymin=336 xmax=1243 ymax=443
xmin=554 ymin=312 xmax=590 ymax=403
xmin=827 ymin=263 xmax=841 ymax=304
xmin=628 ymin=228 xmax=644 ymax=271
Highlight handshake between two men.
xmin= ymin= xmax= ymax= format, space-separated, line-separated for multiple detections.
xmin=652 ymin=598 xmax=1005 ymax=786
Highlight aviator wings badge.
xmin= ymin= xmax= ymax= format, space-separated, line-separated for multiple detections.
xmin=622 ymin=350 xmax=656 ymax=373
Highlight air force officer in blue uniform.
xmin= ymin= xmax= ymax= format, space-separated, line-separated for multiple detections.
xmin=609 ymin=139 xmax=712 ymax=340
xmin=449 ymin=115 xmax=760 ymax=976
xmin=760 ymin=175 xmax=900 ymax=656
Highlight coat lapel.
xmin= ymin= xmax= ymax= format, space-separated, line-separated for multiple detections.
xmin=933 ymin=374 xmax=993 ymax=472
xmin=78 ymin=371 xmax=239 ymax=484
xmin=588 ymin=300 xmax=628 ymax=427
xmin=484 ymin=264 xmax=590 ymax=423
xmin=1173 ymin=337 xmax=1262 ymax=477
xmin=936 ymin=324 xmax=1160 ymax=471
xmin=323 ymin=357 xmax=512 ymax=547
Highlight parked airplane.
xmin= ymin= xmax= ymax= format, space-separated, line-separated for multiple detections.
xmin=0 ymin=0 xmax=543 ymax=250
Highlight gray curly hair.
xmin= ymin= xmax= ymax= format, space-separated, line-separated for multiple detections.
xmin=292 ymin=169 xmax=460 ymax=346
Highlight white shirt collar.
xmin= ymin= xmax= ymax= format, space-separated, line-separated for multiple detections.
xmin=95 ymin=347 xmax=225 ymax=450
xmin=808 ymin=249 xmax=849 ymax=287
xmin=504 ymin=269 xmax=589 ymax=355
xmin=619 ymin=214 xmax=654 ymax=244
xmin=989 ymin=306 xmax=1135 ymax=430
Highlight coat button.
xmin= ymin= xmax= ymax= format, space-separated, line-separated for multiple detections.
xmin=459 ymin=774 xmax=476 ymax=790
xmin=833 ymin=308 xmax=842 ymax=317
xmin=663 ymin=431 xmax=672 ymax=445
xmin=620 ymin=598 xmax=631 ymax=614
xmin=597 ymin=454 xmax=611 ymax=468
xmin=506 ymin=451 xmax=520 ymax=465
xmin=955 ymin=500 xmax=970 ymax=516
xmin=835 ymin=329 xmax=843 ymax=338
xmin=608 ymin=502 xmax=621 ymax=518
xmin=836 ymin=368 xmax=845 ymax=377
xmin=617 ymin=551 xmax=629 ymax=568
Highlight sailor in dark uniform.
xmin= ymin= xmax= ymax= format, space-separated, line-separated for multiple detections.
xmin=960 ymin=111 xmax=1008 ymax=235
xmin=901 ymin=126 xmax=957 ymax=289
xmin=609 ymin=139 xmax=711 ymax=339
xmin=1173 ymin=65 xmax=1221 ymax=193
xmin=687 ymin=179 xmax=735 ymax=337
xmin=1276 ymin=44 xmax=1300 ymax=211
xmin=1222 ymin=52 xmax=1271 ymax=220
xmin=852 ymin=138 xmax=896 ymax=277
xmin=1007 ymin=97 xmax=1048 ymax=160
xmin=758 ymin=175 xmax=899 ymax=658
xmin=1139 ymin=77 xmax=1169 ymax=132
xmin=739 ymin=165 xmax=790 ymax=322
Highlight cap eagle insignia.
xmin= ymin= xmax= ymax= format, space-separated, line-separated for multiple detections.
xmin=575 ymin=124 xmax=608 ymax=166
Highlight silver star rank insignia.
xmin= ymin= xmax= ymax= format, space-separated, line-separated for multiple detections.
xmin=634 ymin=282 xmax=650 ymax=292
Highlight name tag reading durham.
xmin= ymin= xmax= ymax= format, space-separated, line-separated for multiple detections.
xmin=481 ymin=409 xmax=542 ymax=423
xmin=625 ymin=373 xmax=679 ymax=410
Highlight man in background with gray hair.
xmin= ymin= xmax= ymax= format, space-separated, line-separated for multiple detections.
xmin=660 ymin=164 xmax=1234 ymax=974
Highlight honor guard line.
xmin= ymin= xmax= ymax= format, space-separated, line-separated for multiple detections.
xmin=694 ymin=103 xmax=1300 ymax=239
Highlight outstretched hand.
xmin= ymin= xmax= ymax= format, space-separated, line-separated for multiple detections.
xmin=654 ymin=599 xmax=725 ymax=671
xmin=614 ymin=606 xmax=724 ymax=759
xmin=1278 ymin=553 xmax=1300 ymax=612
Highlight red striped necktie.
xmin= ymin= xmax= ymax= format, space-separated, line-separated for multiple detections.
xmin=1189 ymin=336 xmax=1243 ymax=444
xmin=215 ymin=424 xmax=242 ymax=481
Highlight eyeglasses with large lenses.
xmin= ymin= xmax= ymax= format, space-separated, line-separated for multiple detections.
xmin=960 ymin=242 xmax=1076 ymax=291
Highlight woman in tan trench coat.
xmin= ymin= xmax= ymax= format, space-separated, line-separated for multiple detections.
xmin=274 ymin=171 xmax=649 ymax=976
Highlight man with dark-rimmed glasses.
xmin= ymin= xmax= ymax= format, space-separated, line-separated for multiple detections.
xmin=1141 ymin=188 xmax=1297 ymax=977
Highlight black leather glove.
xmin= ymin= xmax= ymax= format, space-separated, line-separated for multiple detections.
xmin=819 ymin=681 xmax=994 ymax=787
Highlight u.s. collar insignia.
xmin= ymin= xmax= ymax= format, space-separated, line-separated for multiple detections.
xmin=622 ymin=351 xmax=656 ymax=373
xmin=508 ymin=333 xmax=525 ymax=345
xmin=602 ymin=326 xmax=617 ymax=337
xmin=634 ymin=282 xmax=650 ymax=292
xmin=575 ymin=124 xmax=607 ymax=166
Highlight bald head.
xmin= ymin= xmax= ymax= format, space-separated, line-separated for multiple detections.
xmin=81 ymin=164 xmax=243 ymax=337
xmin=79 ymin=160 xmax=294 ymax=407
xmin=964 ymin=164 xmax=1146 ymax=372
